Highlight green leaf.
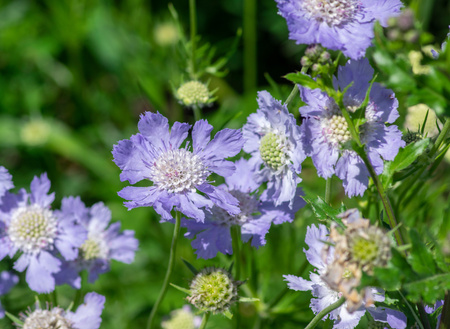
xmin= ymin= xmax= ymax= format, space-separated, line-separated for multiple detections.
xmin=302 ymin=190 xmax=345 ymax=228
xmin=169 ymin=283 xmax=191 ymax=295
xmin=381 ymin=139 xmax=430 ymax=188
xmin=181 ymin=258 xmax=199 ymax=275
xmin=404 ymin=273 xmax=450 ymax=304
xmin=5 ymin=312 xmax=23 ymax=325
xmin=408 ymin=229 xmax=437 ymax=276
xmin=284 ymin=73 xmax=318 ymax=90
xmin=223 ymin=309 xmax=233 ymax=319
xmin=238 ymin=297 xmax=260 ymax=303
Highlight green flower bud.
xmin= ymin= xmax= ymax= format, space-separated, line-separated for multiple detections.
xmin=187 ymin=267 xmax=239 ymax=314
xmin=259 ymin=132 xmax=286 ymax=171
xmin=176 ymin=81 xmax=212 ymax=108
xmin=402 ymin=131 xmax=423 ymax=145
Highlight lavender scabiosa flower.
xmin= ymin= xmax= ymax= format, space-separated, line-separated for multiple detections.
xmin=0 ymin=174 xmax=87 ymax=293
xmin=275 ymin=0 xmax=403 ymax=59
xmin=113 ymin=111 xmax=243 ymax=222
xmin=54 ymin=196 xmax=138 ymax=288
xmin=300 ymin=58 xmax=405 ymax=197
xmin=0 ymin=271 xmax=19 ymax=318
xmin=283 ymin=224 xmax=407 ymax=329
xmin=0 ymin=166 xmax=14 ymax=199
xmin=184 ymin=158 xmax=305 ymax=259
xmin=243 ymin=91 xmax=306 ymax=208
xmin=16 ymin=292 xmax=105 ymax=329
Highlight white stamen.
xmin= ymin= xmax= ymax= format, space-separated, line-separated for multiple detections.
xmin=302 ymin=0 xmax=360 ymax=26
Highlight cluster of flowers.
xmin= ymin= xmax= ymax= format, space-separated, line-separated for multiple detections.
xmin=0 ymin=166 xmax=138 ymax=327
xmin=284 ymin=209 xmax=407 ymax=328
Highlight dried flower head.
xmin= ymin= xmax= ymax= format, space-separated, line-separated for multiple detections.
xmin=187 ymin=267 xmax=239 ymax=314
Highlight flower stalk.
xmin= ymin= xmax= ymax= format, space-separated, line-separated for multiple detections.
xmin=199 ymin=312 xmax=210 ymax=329
xmin=189 ymin=0 xmax=197 ymax=79
xmin=304 ymin=296 xmax=345 ymax=329
xmin=147 ymin=211 xmax=182 ymax=329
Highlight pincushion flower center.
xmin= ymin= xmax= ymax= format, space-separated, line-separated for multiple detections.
xmin=9 ymin=204 xmax=57 ymax=254
xmin=259 ymin=132 xmax=287 ymax=171
xmin=80 ymin=236 xmax=108 ymax=261
xmin=23 ymin=308 xmax=73 ymax=329
xmin=215 ymin=190 xmax=259 ymax=225
xmin=323 ymin=114 xmax=352 ymax=146
xmin=302 ymin=0 xmax=360 ymax=26
xmin=150 ymin=148 xmax=208 ymax=194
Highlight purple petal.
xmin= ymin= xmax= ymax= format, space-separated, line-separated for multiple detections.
xmin=192 ymin=119 xmax=213 ymax=153
xmin=283 ymin=274 xmax=314 ymax=291
xmin=30 ymin=173 xmax=54 ymax=208
xmin=69 ymin=292 xmax=105 ymax=329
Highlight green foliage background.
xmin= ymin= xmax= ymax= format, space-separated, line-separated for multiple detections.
xmin=0 ymin=0 xmax=449 ymax=328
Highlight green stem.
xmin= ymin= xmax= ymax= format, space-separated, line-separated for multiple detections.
xmin=192 ymin=105 xmax=202 ymax=121
xmin=285 ymin=84 xmax=299 ymax=107
xmin=52 ymin=290 xmax=58 ymax=306
xmin=146 ymin=212 xmax=182 ymax=329
xmin=304 ymin=297 xmax=345 ymax=329
xmin=325 ymin=177 xmax=332 ymax=204
xmin=418 ymin=302 xmax=432 ymax=329
xmin=439 ymin=291 xmax=450 ymax=329
xmin=231 ymin=226 xmax=241 ymax=281
xmin=243 ymin=0 xmax=257 ymax=92
xmin=189 ymin=0 xmax=197 ymax=78
xmin=199 ymin=312 xmax=211 ymax=329
xmin=337 ymin=99 xmax=403 ymax=246
xmin=398 ymin=290 xmax=424 ymax=329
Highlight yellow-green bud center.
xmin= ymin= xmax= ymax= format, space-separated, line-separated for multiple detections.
xmin=176 ymin=81 xmax=210 ymax=107
xmin=259 ymin=133 xmax=285 ymax=171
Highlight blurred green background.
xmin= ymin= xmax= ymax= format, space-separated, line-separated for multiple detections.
xmin=1 ymin=0 xmax=450 ymax=328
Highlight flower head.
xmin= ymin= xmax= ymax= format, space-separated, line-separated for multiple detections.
xmin=243 ymin=91 xmax=306 ymax=207
xmin=275 ymin=0 xmax=403 ymax=59
xmin=0 ymin=174 xmax=87 ymax=293
xmin=184 ymin=158 xmax=305 ymax=259
xmin=176 ymin=81 xmax=214 ymax=108
xmin=187 ymin=267 xmax=240 ymax=314
xmin=17 ymin=292 xmax=105 ymax=329
xmin=283 ymin=223 xmax=406 ymax=328
xmin=0 ymin=271 xmax=19 ymax=318
xmin=161 ymin=305 xmax=201 ymax=329
xmin=54 ymin=197 xmax=138 ymax=288
xmin=299 ymin=58 xmax=405 ymax=197
xmin=0 ymin=166 xmax=14 ymax=200
xmin=113 ymin=111 xmax=243 ymax=222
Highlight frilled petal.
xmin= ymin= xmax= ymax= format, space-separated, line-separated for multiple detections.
xmin=30 ymin=173 xmax=54 ymax=208
xmin=108 ymin=228 xmax=138 ymax=264
xmin=68 ymin=292 xmax=105 ymax=329
xmin=365 ymin=0 xmax=403 ymax=26
xmin=137 ymin=111 xmax=170 ymax=150
xmin=25 ymin=252 xmax=60 ymax=293
xmin=197 ymin=184 xmax=240 ymax=216
xmin=303 ymin=224 xmax=330 ymax=270
xmin=225 ymin=158 xmax=260 ymax=192
xmin=367 ymin=307 xmax=407 ymax=329
xmin=112 ymin=138 xmax=151 ymax=184
xmin=169 ymin=121 xmax=191 ymax=149
xmin=200 ymin=128 xmax=243 ymax=163
xmin=365 ymin=123 xmax=405 ymax=162
xmin=0 ymin=166 xmax=13 ymax=198
xmin=283 ymin=274 xmax=314 ymax=291
xmin=335 ymin=58 xmax=373 ymax=92
xmin=335 ymin=152 xmax=369 ymax=197
xmin=192 ymin=119 xmax=213 ymax=153
xmin=118 ymin=186 xmax=164 ymax=209
xmin=334 ymin=306 xmax=365 ymax=329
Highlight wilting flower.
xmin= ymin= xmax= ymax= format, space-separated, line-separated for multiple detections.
xmin=243 ymin=91 xmax=306 ymax=207
xmin=54 ymin=197 xmax=138 ymax=288
xmin=184 ymin=158 xmax=305 ymax=259
xmin=113 ymin=111 xmax=243 ymax=222
xmin=0 ymin=166 xmax=13 ymax=200
xmin=299 ymin=58 xmax=405 ymax=197
xmin=161 ymin=305 xmax=201 ymax=329
xmin=0 ymin=174 xmax=87 ymax=293
xmin=283 ymin=223 xmax=406 ymax=329
xmin=16 ymin=292 xmax=105 ymax=329
xmin=0 ymin=271 xmax=19 ymax=318
xmin=275 ymin=0 xmax=402 ymax=59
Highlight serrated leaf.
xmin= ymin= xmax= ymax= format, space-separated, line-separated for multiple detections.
xmin=284 ymin=73 xmax=318 ymax=90
xmin=302 ymin=190 xmax=345 ymax=228
xmin=181 ymin=258 xmax=199 ymax=275
xmin=381 ymin=139 xmax=430 ymax=188
xmin=408 ymin=229 xmax=437 ymax=276
xmin=404 ymin=273 xmax=450 ymax=304
xmin=373 ymin=267 xmax=402 ymax=290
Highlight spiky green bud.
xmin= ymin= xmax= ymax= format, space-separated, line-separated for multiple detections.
xmin=187 ymin=267 xmax=239 ymax=314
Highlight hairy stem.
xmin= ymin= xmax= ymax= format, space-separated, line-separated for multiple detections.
xmin=304 ymin=297 xmax=345 ymax=329
xmin=146 ymin=212 xmax=182 ymax=329
xmin=325 ymin=177 xmax=332 ymax=204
